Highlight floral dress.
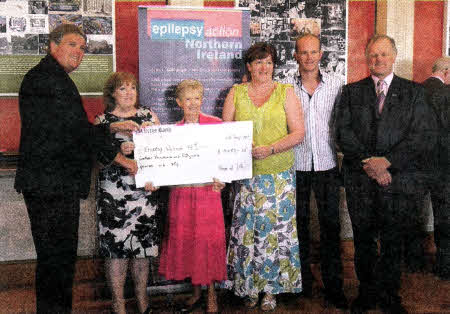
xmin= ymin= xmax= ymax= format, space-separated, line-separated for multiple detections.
xmin=222 ymin=83 xmax=302 ymax=297
xmin=96 ymin=107 xmax=160 ymax=258
xmin=223 ymin=170 xmax=301 ymax=296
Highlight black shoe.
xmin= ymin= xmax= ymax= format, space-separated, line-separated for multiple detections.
xmin=301 ymin=283 xmax=313 ymax=298
xmin=438 ymin=271 xmax=450 ymax=281
xmin=405 ymin=261 xmax=426 ymax=274
xmin=300 ymin=288 xmax=312 ymax=298
xmin=380 ymin=301 xmax=408 ymax=314
xmin=436 ymin=264 xmax=450 ymax=281
xmin=180 ymin=296 xmax=204 ymax=312
xmin=142 ymin=305 xmax=152 ymax=314
xmin=324 ymin=291 xmax=348 ymax=309
xmin=379 ymin=294 xmax=407 ymax=314
xmin=350 ymin=294 xmax=376 ymax=314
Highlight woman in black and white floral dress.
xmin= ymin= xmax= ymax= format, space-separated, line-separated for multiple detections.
xmin=95 ymin=72 xmax=160 ymax=314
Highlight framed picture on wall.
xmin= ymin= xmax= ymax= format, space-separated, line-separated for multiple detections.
xmin=239 ymin=0 xmax=348 ymax=82
xmin=0 ymin=0 xmax=115 ymax=95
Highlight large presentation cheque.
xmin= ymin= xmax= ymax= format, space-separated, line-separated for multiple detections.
xmin=133 ymin=121 xmax=253 ymax=187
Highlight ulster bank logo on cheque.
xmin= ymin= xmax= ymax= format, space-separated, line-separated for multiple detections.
xmin=151 ymin=19 xmax=204 ymax=40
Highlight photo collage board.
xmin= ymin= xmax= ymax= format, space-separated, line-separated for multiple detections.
xmin=241 ymin=0 xmax=347 ymax=82
xmin=0 ymin=0 xmax=114 ymax=94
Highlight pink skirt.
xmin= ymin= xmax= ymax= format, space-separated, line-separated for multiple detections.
xmin=158 ymin=185 xmax=227 ymax=285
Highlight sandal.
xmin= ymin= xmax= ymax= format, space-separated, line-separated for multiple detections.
xmin=180 ymin=295 xmax=203 ymax=312
xmin=142 ymin=306 xmax=152 ymax=314
xmin=260 ymin=293 xmax=276 ymax=312
xmin=244 ymin=295 xmax=259 ymax=308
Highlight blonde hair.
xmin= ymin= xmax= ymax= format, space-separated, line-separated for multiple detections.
xmin=295 ymin=33 xmax=321 ymax=52
xmin=175 ymin=79 xmax=204 ymax=100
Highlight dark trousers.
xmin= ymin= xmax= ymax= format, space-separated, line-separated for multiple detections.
xmin=430 ymin=176 xmax=450 ymax=276
xmin=23 ymin=191 xmax=80 ymax=314
xmin=403 ymin=174 xmax=450 ymax=275
xmin=345 ymin=175 xmax=421 ymax=301
xmin=296 ymin=168 xmax=343 ymax=296
xmin=403 ymin=197 xmax=427 ymax=272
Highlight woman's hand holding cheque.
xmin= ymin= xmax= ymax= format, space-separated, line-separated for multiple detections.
xmin=212 ymin=178 xmax=225 ymax=192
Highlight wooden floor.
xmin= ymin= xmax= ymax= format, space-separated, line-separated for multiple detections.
xmin=1 ymin=240 xmax=449 ymax=313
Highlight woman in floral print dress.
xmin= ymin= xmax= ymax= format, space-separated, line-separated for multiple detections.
xmin=95 ymin=72 xmax=160 ymax=314
xmin=222 ymin=43 xmax=305 ymax=311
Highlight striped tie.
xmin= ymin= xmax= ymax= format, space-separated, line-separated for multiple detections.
xmin=376 ymin=80 xmax=386 ymax=114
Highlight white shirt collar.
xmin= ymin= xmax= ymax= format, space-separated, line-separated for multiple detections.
xmin=296 ymin=69 xmax=328 ymax=85
xmin=371 ymin=72 xmax=394 ymax=90
xmin=431 ymin=75 xmax=445 ymax=83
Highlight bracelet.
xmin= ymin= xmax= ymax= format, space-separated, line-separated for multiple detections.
xmin=271 ymin=146 xmax=275 ymax=155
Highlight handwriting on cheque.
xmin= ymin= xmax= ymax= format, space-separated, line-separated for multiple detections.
xmin=133 ymin=121 xmax=253 ymax=187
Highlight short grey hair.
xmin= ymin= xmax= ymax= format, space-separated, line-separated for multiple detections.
xmin=432 ymin=57 xmax=450 ymax=73
xmin=175 ymin=79 xmax=204 ymax=100
xmin=365 ymin=34 xmax=397 ymax=56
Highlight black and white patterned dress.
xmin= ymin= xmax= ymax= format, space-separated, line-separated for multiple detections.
xmin=96 ymin=107 xmax=160 ymax=258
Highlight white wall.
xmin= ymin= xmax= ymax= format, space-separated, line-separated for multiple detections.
xmin=0 ymin=171 xmax=97 ymax=262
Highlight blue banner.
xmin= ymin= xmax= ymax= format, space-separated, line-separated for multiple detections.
xmin=138 ymin=6 xmax=251 ymax=123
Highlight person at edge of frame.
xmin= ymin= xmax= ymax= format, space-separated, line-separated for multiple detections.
xmin=15 ymin=24 xmax=139 ymax=314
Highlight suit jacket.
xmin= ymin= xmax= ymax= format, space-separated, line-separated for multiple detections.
xmin=429 ymin=86 xmax=450 ymax=175
xmin=423 ymin=76 xmax=444 ymax=105
xmin=423 ymin=77 xmax=448 ymax=177
xmin=335 ymin=75 xmax=436 ymax=194
xmin=15 ymin=54 xmax=117 ymax=199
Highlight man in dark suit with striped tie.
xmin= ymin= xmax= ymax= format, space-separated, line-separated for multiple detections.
xmin=335 ymin=35 xmax=436 ymax=314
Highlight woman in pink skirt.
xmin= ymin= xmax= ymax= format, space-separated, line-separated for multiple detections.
xmin=158 ymin=79 xmax=227 ymax=313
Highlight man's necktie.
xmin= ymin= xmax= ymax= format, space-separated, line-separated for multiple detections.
xmin=376 ymin=80 xmax=386 ymax=114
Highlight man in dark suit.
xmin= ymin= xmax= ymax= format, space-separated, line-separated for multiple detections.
xmin=422 ymin=57 xmax=450 ymax=280
xmin=335 ymin=35 xmax=435 ymax=314
xmin=15 ymin=24 xmax=138 ymax=314
xmin=423 ymin=57 xmax=450 ymax=102
xmin=402 ymin=59 xmax=450 ymax=274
